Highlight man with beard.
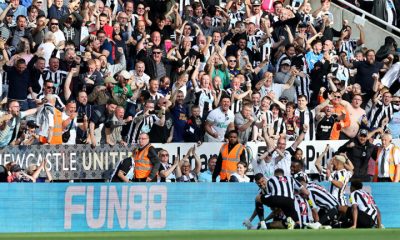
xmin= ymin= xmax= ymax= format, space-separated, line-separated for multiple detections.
xmin=336 ymin=129 xmax=380 ymax=182
xmin=89 ymin=99 xmax=118 ymax=147
xmin=0 ymin=101 xmax=37 ymax=147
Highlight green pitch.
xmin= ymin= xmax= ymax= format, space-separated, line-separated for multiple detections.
xmin=0 ymin=229 xmax=399 ymax=240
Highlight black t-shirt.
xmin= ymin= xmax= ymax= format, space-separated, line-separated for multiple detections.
xmin=90 ymin=105 xmax=113 ymax=128
xmin=353 ymin=61 xmax=384 ymax=94
xmin=148 ymin=111 xmax=173 ymax=143
xmin=111 ymin=157 xmax=134 ymax=182
xmin=316 ymin=116 xmax=335 ymax=140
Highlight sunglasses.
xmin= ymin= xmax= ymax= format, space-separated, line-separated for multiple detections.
xmin=334 ymin=95 xmax=341 ymax=99
xmin=51 ymin=23 xmax=59 ymax=26
xmin=46 ymin=86 xmax=54 ymax=89
xmin=153 ymin=52 xmax=162 ymax=55
xmin=229 ymin=60 xmax=236 ymax=62
xmin=161 ymin=154 xmax=169 ymax=157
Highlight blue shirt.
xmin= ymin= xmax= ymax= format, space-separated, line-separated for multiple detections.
xmin=388 ymin=111 xmax=400 ymax=139
xmin=100 ymin=39 xmax=114 ymax=64
xmin=48 ymin=5 xmax=68 ymax=20
xmin=305 ymin=50 xmax=323 ymax=72
xmin=198 ymin=170 xmax=219 ymax=182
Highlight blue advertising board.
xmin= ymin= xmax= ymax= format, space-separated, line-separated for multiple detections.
xmin=0 ymin=183 xmax=398 ymax=232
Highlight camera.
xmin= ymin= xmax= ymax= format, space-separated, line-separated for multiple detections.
xmin=332 ymin=114 xmax=340 ymax=122
xmin=77 ymin=112 xmax=85 ymax=123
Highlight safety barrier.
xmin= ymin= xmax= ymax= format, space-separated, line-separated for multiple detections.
xmin=2 ymin=139 xmax=399 ymax=180
xmin=0 ymin=182 xmax=398 ymax=232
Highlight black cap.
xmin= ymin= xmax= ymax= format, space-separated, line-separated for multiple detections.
xmin=358 ymin=129 xmax=368 ymax=136
xmin=26 ymin=120 xmax=38 ymax=128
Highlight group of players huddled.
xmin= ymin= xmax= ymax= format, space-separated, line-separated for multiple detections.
xmin=243 ymin=154 xmax=382 ymax=230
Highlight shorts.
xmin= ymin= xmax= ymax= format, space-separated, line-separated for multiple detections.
xmin=261 ymin=195 xmax=299 ymax=222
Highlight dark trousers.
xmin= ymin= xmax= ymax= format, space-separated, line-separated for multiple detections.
xmin=318 ymin=207 xmax=339 ymax=225
xmin=261 ymin=196 xmax=299 ymax=222
xmin=378 ymin=177 xmax=392 ymax=182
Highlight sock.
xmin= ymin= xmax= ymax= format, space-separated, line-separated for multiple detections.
xmin=256 ymin=201 xmax=265 ymax=221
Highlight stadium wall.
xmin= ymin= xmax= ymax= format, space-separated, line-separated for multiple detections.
xmin=0 ymin=182 xmax=398 ymax=232
xmin=2 ymin=139 xmax=400 ymax=180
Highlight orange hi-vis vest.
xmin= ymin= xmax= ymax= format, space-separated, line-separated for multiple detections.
xmin=373 ymin=145 xmax=398 ymax=182
xmin=40 ymin=108 xmax=63 ymax=144
xmin=50 ymin=108 xmax=63 ymax=145
xmin=220 ymin=143 xmax=244 ymax=181
xmin=134 ymin=144 xmax=153 ymax=179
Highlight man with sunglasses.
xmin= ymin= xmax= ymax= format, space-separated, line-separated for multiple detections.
xmin=315 ymin=91 xmax=350 ymax=140
xmin=138 ymin=46 xmax=170 ymax=81
xmin=36 ymin=80 xmax=65 ymax=110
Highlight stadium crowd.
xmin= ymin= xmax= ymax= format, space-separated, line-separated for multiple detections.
xmin=0 ymin=0 xmax=398 ymax=230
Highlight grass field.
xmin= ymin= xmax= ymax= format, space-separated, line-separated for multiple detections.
xmin=0 ymin=229 xmax=399 ymax=240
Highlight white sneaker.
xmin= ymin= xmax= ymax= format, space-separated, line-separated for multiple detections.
xmin=304 ymin=222 xmax=322 ymax=229
xmin=320 ymin=225 xmax=332 ymax=229
xmin=243 ymin=219 xmax=253 ymax=230
xmin=286 ymin=217 xmax=295 ymax=230
xmin=259 ymin=221 xmax=267 ymax=230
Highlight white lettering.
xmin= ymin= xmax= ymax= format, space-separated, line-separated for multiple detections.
xmin=107 ymin=186 xmax=128 ymax=228
xmin=64 ymin=186 xmax=86 ymax=229
xmin=70 ymin=153 xmax=77 ymax=171
xmin=82 ymin=152 xmax=91 ymax=171
xmin=86 ymin=186 xmax=107 ymax=229
xmin=53 ymin=153 xmax=61 ymax=171
xmin=62 ymin=152 xmax=69 ymax=170
xmin=93 ymin=152 xmax=104 ymax=170
xmin=148 ymin=186 xmax=167 ymax=228
xmin=127 ymin=186 xmax=147 ymax=229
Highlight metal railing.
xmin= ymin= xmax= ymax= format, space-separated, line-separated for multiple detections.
xmin=334 ymin=0 xmax=400 ymax=35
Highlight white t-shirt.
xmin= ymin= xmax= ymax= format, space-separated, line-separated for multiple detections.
xmin=38 ymin=42 xmax=60 ymax=67
xmin=129 ymin=70 xmax=150 ymax=89
xmin=61 ymin=112 xmax=77 ymax=145
xmin=205 ymin=107 xmax=234 ymax=142
xmin=271 ymin=150 xmax=292 ymax=177
xmin=53 ymin=29 xmax=66 ymax=47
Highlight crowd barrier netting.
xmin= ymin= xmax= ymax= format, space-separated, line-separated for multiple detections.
xmin=0 ymin=182 xmax=399 ymax=232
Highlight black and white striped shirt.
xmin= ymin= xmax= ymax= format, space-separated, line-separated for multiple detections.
xmin=247 ymin=30 xmax=264 ymax=50
xmin=349 ymin=189 xmax=378 ymax=224
xmin=272 ymin=117 xmax=286 ymax=136
xmin=294 ymin=108 xmax=315 ymax=141
xmin=307 ymin=183 xmax=339 ymax=210
xmin=43 ymin=69 xmax=68 ymax=95
xmin=228 ymin=10 xmax=245 ymax=29
xmin=293 ymin=171 xmax=309 ymax=183
xmin=295 ymin=194 xmax=313 ymax=228
xmin=339 ymin=39 xmax=358 ymax=60
xmin=267 ymin=175 xmax=303 ymax=200
xmin=295 ymin=74 xmax=311 ymax=102
xmin=368 ymin=101 xmax=400 ymax=129
xmin=195 ymin=87 xmax=214 ymax=117
xmin=329 ymin=169 xmax=353 ymax=206
xmin=125 ymin=111 xmax=161 ymax=144
xmin=227 ymin=88 xmax=243 ymax=114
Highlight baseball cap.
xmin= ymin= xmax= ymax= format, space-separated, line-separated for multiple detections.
xmin=104 ymin=76 xmax=118 ymax=84
xmin=6 ymin=10 xmax=14 ymax=17
xmin=10 ymin=164 xmax=22 ymax=172
xmin=335 ymin=155 xmax=346 ymax=163
xmin=26 ymin=120 xmax=38 ymax=128
xmin=120 ymin=70 xmax=131 ymax=80
xmin=281 ymin=59 xmax=291 ymax=65
xmin=252 ymin=0 xmax=261 ymax=6
xmin=358 ymin=129 xmax=368 ymax=137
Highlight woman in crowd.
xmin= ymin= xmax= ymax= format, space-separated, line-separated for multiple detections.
xmin=229 ymin=161 xmax=250 ymax=182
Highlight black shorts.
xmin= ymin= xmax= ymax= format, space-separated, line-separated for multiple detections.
xmin=261 ymin=195 xmax=299 ymax=222
xmin=346 ymin=207 xmax=375 ymax=228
